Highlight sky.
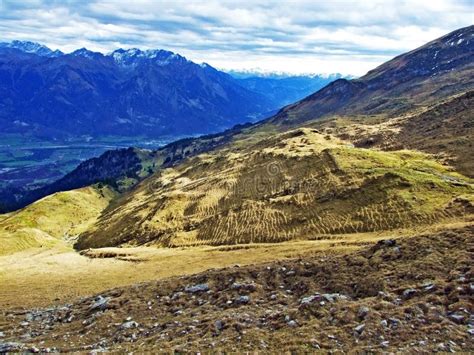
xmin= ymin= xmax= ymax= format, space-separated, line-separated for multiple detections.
xmin=0 ymin=0 xmax=472 ymax=76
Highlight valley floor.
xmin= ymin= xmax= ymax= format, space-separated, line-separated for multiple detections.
xmin=0 ymin=219 xmax=473 ymax=352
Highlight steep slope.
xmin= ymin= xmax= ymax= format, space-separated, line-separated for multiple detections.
xmin=0 ymin=185 xmax=115 ymax=255
xmin=0 ymin=45 xmax=273 ymax=139
xmin=270 ymin=25 xmax=473 ymax=125
xmin=76 ymin=128 xmax=473 ymax=249
xmin=324 ymin=90 xmax=474 ymax=177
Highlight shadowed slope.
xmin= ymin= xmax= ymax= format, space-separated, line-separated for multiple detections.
xmin=270 ymin=25 xmax=474 ymax=125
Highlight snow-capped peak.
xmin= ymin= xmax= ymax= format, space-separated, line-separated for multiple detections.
xmin=71 ymin=48 xmax=103 ymax=59
xmin=109 ymin=48 xmax=187 ymax=66
xmin=0 ymin=40 xmax=63 ymax=57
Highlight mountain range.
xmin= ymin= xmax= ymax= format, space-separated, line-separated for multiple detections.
xmin=0 ymin=41 xmax=346 ymax=140
xmin=0 ymin=43 xmax=273 ymax=138
xmin=2 ymin=27 xmax=474 ymax=235
xmin=1 ymin=25 xmax=473 ymax=353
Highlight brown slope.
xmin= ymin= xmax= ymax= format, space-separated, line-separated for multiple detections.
xmin=2 ymin=225 xmax=473 ymax=352
xmin=269 ymin=25 xmax=474 ymax=126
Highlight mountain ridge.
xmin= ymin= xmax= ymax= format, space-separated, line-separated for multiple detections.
xmin=0 ymin=42 xmax=275 ymax=139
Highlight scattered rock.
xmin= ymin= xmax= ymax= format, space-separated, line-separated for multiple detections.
xmin=121 ymin=321 xmax=139 ymax=329
xmin=287 ymin=320 xmax=298 ymax=328
xmin=402 ymin=288 xmax=417 ymax=299
xmin=0 ymin=342 xmax=24 ymax=352
xmin=310 ymin=339 xmax=320 ymax=349
xmin=448 ymin=313 xmax=466 ymax=324
xmin=89 ymin=296 xmax=110 ymax=312
xmin=300 ymin=294 xmax=321 ymax=306
xmin=422 ymin=283 xmax=436 ymax=293
xmin=235 ymin=295 xmax=250 ymax=304
xmin=388 ymin=318 xmax=401 ymax=328
xmin=214 ymin=320 xmax=224 ymax=332
xmin=354 ymin=324 xmax=365 ymax=334
xmin=322 ymin=293 xmax=349 ymax=303
xmin=380 ymin=341 xmax=390 ymax=348
xmin=357 ymin=306 xmax=370 ymax=320
xmin=185 ymin=284 xmax=209 ymax=293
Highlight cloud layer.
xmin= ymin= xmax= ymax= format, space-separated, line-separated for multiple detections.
xmin=0 ymin=0 xmax=472 ymax=75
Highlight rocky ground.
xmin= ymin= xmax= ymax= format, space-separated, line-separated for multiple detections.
xmin=0 ymin=225 xmax=473 ymax=353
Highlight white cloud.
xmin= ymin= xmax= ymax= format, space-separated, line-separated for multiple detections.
xmin=0 ymin=0 xmax=472 ymax=75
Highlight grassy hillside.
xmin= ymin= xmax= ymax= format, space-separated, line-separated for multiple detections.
xmin=0 ymin=185 xmax=116 ymax=255
xmin=76 ymin=128 xmax=473 ymax=249
xmin=306 ymin=91 xmax=474 ymax=177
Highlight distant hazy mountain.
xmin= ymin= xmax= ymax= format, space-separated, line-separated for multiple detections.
xmin=230 ymin=72 xmax=345 ymax=107
xmin=0 ymin=42 xmax=274 ymax=139
xmin=270 ymin=25 xmax=474 ymax=125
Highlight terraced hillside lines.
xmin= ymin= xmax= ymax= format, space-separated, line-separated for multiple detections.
xmin=76 ymin=128 xmax=474 ymax=250
xmin=0 ymin=186 xmax=115 ymax=255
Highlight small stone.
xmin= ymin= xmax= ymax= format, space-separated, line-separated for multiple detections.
xmin=185 ymin=284 xmax=209 ymax=293
xmin=322 ymin=293 xmax=349 ymax=303
xmin=448 ymin=313 xmax=465 ymax=324
xmin=89 ymin=296 xmax=110 ymax=312
xmin=380 ymin=341 xmax=390 ymax=348
xmin=358 ymin=306 xmax=370 ymax=320
xmin=0 ymin=332 xmax=4 ymax=338
xmin=300 ymin=294 xmax=320 ymax=305
xmin=310 ymin=339 xmax=320 ymax=349
xmin=29 ymin=346 xmax=40 ymax=353
xmin=214 ymin=320 xmax=224 ymax=332
xmin=402 ymin=288 xmax=417 ymax=299
xmin=287 ymin=320 xmax=298 ymax=328
xmin=270 ymin=294 xmax=277 ymax=300
xmin=121 ymin=321 xmax=139 ymax=329
xmin=423 ymin=283 xmax=436 ymax=293
xmin=389 ymin=318 xmax=401 ymax=328
xmin=0 ymin=343 xmax=24 ymax=352
xmin=235 ymin=295 xmax=250 ymax=304
xmin=467 ymin=329 xmax=474 ymax=336
xmin=354 ymin=324 xmax=365 ymax=334
xmin=380 ymin=319 xmax=388 ymax=327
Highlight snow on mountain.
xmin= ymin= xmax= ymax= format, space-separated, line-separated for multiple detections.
xmin=0 ymin=40 xmax=63 ymax=57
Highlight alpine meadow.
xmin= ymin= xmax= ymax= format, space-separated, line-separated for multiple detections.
xmin=0 ymin=1 xmax=473 ymax=353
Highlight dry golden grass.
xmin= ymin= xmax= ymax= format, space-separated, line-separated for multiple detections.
xmin=2 ymin=218 xmax=471 ymax=310
xmin=77 ymin=127 xmax=473 ymax=249
xmin=0 ymin=185 xmax=115 ymax=255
